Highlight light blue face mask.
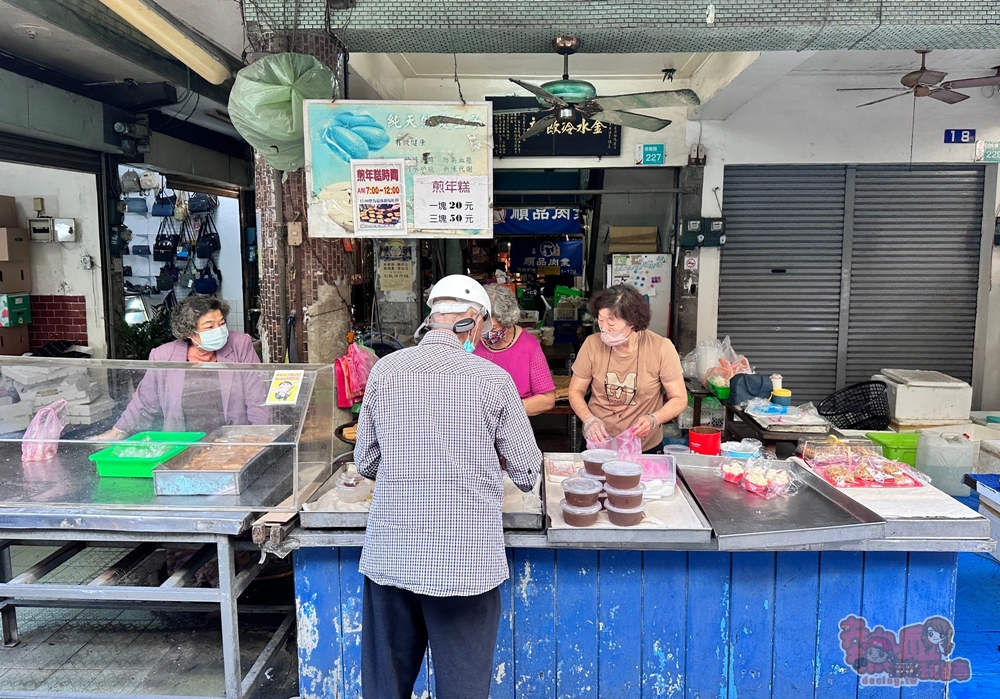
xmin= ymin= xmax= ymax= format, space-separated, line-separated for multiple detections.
xmin=195 ymin=324 xmax=229 ymax=352
xmin=463 ymin=338 xmax=476 ymax=353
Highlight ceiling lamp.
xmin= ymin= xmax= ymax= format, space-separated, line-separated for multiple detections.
xmin=96 ymin=0 xmax=231 ymax=85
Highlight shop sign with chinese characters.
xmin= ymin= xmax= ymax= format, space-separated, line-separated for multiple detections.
xmin=304 ymin=100 xmax=493 ymax=238
xmin=489 ymin=96 xmax=621 ymax=158
xmin=510 ymin=238 xmax=584 ymax=276
xmin=494 ymin=208 xmax=582 ymax=235
xmin=414 ymin=175 xmax=489 ymax=230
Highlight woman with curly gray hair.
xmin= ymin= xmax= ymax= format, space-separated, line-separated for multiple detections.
xmin=91 ymin=295 xmax=268 ymax=441
xmin=473 ymin=284 xmax=556 ymax=416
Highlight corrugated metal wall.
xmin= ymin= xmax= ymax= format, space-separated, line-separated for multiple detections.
xmin=719 ymin=164 xmax=985 ymax=403
xmin=718 ymin=166 xmax=847 ymax=401
xmin=846 ymin=165 xmax=984 ymax=385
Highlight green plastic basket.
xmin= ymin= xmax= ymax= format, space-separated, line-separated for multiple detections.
xmin=89 ymin=431 xmax=206 ymax=478
xmin=866 ymin=431 xmax=919 ymax=467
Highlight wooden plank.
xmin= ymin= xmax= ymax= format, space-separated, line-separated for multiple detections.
xmin=729 ymin=552 xmax=776 ymax=699
xmin=490 ymin=551 xmax=515 ymax=699
xmin=900 ymin=553 xmax=959 ymax=699
xmin=860 ymin=552 xmax=907 ymax=699
xmin=773 ymin=552 xmax=820 ymax=699
xmin=340 ymin=547 xmax=365 ymax=698
xmin=641 ymin=551 xmax=688 ymax=698
xmin=598 ymin=550 xmax=642 ymax=699
xmin=685 ymin=552 xmax=731 ymax=699
xmin=293 ymin=547 xmax=345 ymax=699
xmin=512 ymin=548 xmax=556 ymax=698
xmin=555 ymin=549 xmax=599 ymax=699
xmin=816 ymin=551 xmax=863 ymax=699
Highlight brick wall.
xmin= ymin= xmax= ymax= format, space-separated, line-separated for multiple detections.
xmin=253 ymin=32 xmax=357 ymax=361
xmin=28 ymin=295 xmax=88 ymax=349
xmin=242 ymin=1 xmax=1000 ymax=52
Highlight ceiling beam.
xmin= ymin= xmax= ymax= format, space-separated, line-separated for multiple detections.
xmin=4 ymin=0 xmax=232 ymax=104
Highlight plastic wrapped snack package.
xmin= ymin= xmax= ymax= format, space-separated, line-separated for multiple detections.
xmin=720 ymin=458 xmax=745 ymax=483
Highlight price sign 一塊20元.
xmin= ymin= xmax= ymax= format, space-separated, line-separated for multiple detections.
xmin=413 ymin=175 xmax=490 ymax=230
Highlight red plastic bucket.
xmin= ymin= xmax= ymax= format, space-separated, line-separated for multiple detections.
xmin=689 ymin=426 xmax=722 ymax=456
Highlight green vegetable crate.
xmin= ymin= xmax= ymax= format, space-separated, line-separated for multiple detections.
xmin=89 ymin=431 xmax=205 ymax=478
xmin=865 ymin=431 xmax=919 ymax=467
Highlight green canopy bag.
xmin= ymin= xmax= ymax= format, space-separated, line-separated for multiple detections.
xmin=228 ymin=53 xmax=335 ymax=173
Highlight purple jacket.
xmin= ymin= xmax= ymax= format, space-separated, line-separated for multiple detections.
xmin=115 ymin=331 xmax=271 ymax=434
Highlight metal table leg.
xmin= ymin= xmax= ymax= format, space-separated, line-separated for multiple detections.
xmin=569 ymin=415 xmax=578 ymax=451
xmin=217 ymin=536 xmax=243 ymax=699
xmin=0 ymin=541 xmax=18 ymax=647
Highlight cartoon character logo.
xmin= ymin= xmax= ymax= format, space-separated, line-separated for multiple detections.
xmin=603 ymin=371 xmax=637 ymax=406
xmin=840 ymin=614 xmax=971 ymax=687
xmin=539 ymin=241 xmax=560 ymax=258
xmin=273 ymin=381 xmax=294 ymax=401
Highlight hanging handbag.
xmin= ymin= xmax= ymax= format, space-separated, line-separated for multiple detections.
xmin=151 ymin=190 xmax=177 ymax=217
xmin=188 ymin=193 xmax=215 ymax=214
xmin=124 ymin=197 xmax=148 ymax=214
xmin=156 ymin=265 xmax=175 ymax=291
xmin=120 ymin=169 xmax=142 ymax=193
xmin=178 ymin=255 xmax=197 ymax=288
xmin=153 ymin=218 xmax=179 ymax=262
xmin=122 ymin=265 xmax=133 ymax=277
xmin=728 ymin=374 xmax=774 ymax=406
xmin=131 ymin=244 xmax=151 ymax=256
xmin=139 ymin=170 xmax=160 ymax=191
xmin=195 ymin=216 xmax=222 ymax=259
xmin=193 ymin=260 xmax=221 ymax=295
xmin=173 ymin=192 xmax=187 ymax=221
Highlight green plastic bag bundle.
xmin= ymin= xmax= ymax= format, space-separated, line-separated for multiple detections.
xmin=228 ymin=53 xmax=335 ymax=172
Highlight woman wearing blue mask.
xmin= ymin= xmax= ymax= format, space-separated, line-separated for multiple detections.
xmin=91 ymin=296 xmax=269 ymax=440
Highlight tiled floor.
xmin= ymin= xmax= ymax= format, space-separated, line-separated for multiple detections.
xmin=0 ymin=544 xmax=298 ymax=698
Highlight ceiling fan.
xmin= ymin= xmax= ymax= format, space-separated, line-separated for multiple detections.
xmin=838 ymin=50 xmax=1000 ymax=107
xmin=496 ymin=36 xmax=701 ymax=140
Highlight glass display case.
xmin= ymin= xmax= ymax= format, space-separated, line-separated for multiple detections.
xmin=0 ymin=357 xmax=335 ymax=513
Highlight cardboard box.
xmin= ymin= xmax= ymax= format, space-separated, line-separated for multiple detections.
xmin=0 ymin=228 xmax=29 ymax=261
xmin=0 ymin=261 xmax=31 ymax=293
xmin=0 ymin=325 xmax=29 ymax=356
xmin=0 ymin=196 xmax=17 ymax=228
xmin=0 ymin=293 xmax=30 ymax=327
xmin=609 ymin=226 xmax=659 ymax=253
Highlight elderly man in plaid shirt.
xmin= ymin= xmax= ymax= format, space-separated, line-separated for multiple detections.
xmin=354 ymin=275 xmax=543 ymax=699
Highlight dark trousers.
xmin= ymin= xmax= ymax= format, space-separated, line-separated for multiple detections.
xmin=362 ymin=577 xmax=501 ymax=699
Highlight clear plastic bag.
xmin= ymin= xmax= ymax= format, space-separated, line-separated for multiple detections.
xmin=587 ymin=425 xmax=641 ymax=460
xmin=21 ymin=399 xmax=67 ymax=462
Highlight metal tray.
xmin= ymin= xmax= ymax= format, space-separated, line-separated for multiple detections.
xmin=299 ymin=463 xmax=546 ymax=530
xmin=543 ymin=453 xmax=714 ymax=547
xmin=153 ymin=425 xmax=294 ymax=496
xmin=677 ymin=454 xmax=885 ymax=550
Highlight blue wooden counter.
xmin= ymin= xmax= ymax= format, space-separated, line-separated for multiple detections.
xmin=292 ymin=544 xmax=967 ymax=699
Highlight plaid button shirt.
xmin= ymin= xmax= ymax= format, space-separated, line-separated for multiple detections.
xmin=355 ymin=330 xmax=542 ymax=597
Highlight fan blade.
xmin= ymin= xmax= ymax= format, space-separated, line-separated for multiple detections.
xmin=518 ymin=115 xmax=558 ymax=140
xmin=928 ymin=88 xmax=970 ymax=104
xmin=493 ymin=107 xmax=547 ymax=115
xmin=509 ymin=79 xmax=567 ymax=107
xmin=856 ymin=90 xmax=914 ymax=107
xmin=594 ymin=89 xmax=700 ymax=111
xmin=836 ymin=87 xmax=911 ymax=92
xmin=597 ymin=110 xmax=672 ymax=132
xmin=941 ymin=72 xmax=1000 ymax=90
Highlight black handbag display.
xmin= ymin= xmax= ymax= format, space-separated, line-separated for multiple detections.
xmin=193 ymin=258 xmax=222 ymax=295
xmin=188 ymin=193 xmax=215 ymax=214
xmin=131 ymin=244 xmax=151 ymax=256
xmin=153 ymin=218 xmax=180 ymax=262
xmin=151 ymin=190 xmax=177 ymax=217
xmin=195 ymin=216 xmax=222 ymax=259
xmin=156 ymin=265 xmax=176 ymax=291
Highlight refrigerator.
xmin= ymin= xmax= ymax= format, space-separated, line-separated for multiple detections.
xmin=606 ymin=253 xmax=672 ymax=336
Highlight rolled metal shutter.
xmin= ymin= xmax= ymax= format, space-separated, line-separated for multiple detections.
xmin=846 ymin=165 xmax=984 ymax=384
xmin=0 ymin=132 xmax=103 ymax=173
xmin=719 ymin=166 xmax=847 ymax=402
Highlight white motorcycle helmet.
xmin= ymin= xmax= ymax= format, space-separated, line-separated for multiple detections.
xmin=418 ymin=275 xmax=493 ymax=341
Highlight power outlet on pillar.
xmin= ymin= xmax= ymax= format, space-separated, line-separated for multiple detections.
xmin=287 ymin=222 xmax=303 ymax=246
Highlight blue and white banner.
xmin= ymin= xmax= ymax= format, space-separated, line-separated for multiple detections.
xmin=493 ymin=208 xmax=582 ymax=235
xmin=510 ymin=238 xmax=584 ymax=276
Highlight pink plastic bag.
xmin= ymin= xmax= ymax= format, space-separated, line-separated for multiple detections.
xmin=587 ymin=425 xmax=642 ymax=460
xmin=344 ymin=343 xmax=378 ymax=398
xmin=21 ymin=399 xmax=67 ymax=462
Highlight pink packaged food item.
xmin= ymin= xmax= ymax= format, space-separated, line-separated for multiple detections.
xmin=720 ymin=459 xmax=745 ymax=484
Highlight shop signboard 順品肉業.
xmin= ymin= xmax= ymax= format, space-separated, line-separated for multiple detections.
xmin=494 ymin=208 xmax=582 ymax=235
xmin=304 ymin=100 xmax=493 ymax=239
xmin=510 ymin=238 xmax=584 ymax=276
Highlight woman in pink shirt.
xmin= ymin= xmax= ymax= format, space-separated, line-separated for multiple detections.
xmin=474 ymin=284 xmax=556 ymax=416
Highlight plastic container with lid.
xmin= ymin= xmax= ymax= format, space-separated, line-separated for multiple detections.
xmin=602 ymin=460 xmax=643 ymax=489
xmin=560 ymin=499 xmax=602 ymax=527
xmin=578 ymin=466 xmax=606 ymax=482
xmin=636 ymin=454 xmax=677 ymax=486
xmin=605 ymin=502 xmax=645 ymax=527
xmin=582 ymin=449 xmax=618 ymax=476
xmin=562 ymin=477 xmax=603 ymax=507
xmin=604 ymin=483 xmax=645 ymax=509
xmin=771 ymin=388 xmax=792 ymax=407
xmin=336 ymin=472 xmax=371 ymax=503
xmin=915 ymin=432 xmax=973 ymax=496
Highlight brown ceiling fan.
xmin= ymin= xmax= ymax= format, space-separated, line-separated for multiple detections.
xmin=838 ymin=50 xmax=1000 ymax=107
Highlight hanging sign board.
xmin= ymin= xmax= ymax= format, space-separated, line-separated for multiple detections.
xmin=493 ymin=208 xmax=582 ymax=235
xmin=489 ymin=97 xmax=621 ymax=158
xmin=510 ymin=238 xmax=584 ymax=276
xmin=305 ymin=100 xmax=493 ymax=238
